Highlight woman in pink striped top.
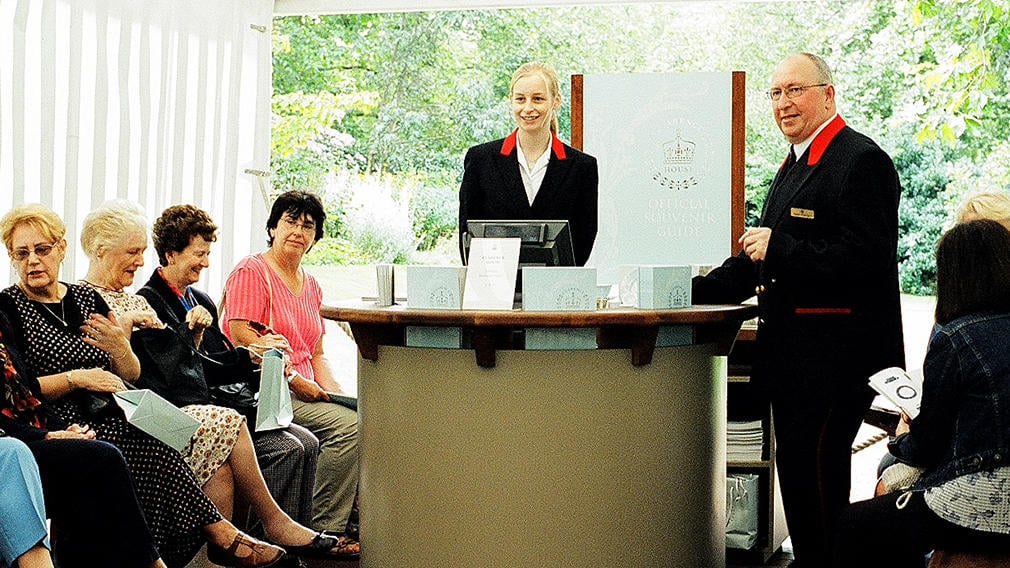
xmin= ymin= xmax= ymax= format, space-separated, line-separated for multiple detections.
xmin=223 ymin=191 xmax=359 ymax=547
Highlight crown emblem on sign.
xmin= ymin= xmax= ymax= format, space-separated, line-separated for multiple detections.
xmin=664 ymin=133 xmax=696 ymax=164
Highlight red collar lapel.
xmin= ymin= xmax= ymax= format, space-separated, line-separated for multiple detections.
xmin=806 ymin=115 xmax=846 ymax=166
xmin=499 ymin=129 xmax=567 ymax=160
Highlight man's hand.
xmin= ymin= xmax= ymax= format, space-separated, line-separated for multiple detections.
xmin=739 ymin=227 xmax=772 ymax=262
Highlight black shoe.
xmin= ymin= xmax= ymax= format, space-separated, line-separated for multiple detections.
xmin=277 ymin=531 xmax=360 ymax=561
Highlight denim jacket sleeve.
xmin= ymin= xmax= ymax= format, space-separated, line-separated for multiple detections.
xmin=888 ymin=329 xmax=959 ymax=468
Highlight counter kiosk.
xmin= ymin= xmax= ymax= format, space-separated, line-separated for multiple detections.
xmin=322 ymin=302 xmax=758 ymax=568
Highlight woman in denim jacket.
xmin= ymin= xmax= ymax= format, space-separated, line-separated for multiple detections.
xmin=835 ymin=219 xmax=1010 ymax=566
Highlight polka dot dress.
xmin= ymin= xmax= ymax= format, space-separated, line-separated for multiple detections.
xmin=1 ymin=284 xmax=222 ymax=568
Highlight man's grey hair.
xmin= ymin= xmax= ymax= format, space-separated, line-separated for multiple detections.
xmin=799 ymin=52 xmax=834 ymax=85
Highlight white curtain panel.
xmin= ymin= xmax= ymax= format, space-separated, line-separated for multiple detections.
xmin=0 ymin=0 xmax=273 ymax=295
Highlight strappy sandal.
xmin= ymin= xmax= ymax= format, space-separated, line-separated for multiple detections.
xmin=207 ymin=531 xmax=286 ymax=567
xmin=281 ymin=531 xmax=360 ymax=560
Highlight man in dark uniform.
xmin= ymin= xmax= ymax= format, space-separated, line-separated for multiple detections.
xmin=693 ymin=52 xmax=905 ymax=566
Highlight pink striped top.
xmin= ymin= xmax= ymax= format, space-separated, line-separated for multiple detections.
xmin=222 ymin=253 xmax=325 ymax=381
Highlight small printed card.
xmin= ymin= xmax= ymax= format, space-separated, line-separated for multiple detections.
xmin=462 ymin=238 xmax=521 ymax=310
xmin=618 ymin=265 xmax=692 ymax=309
xmin=521 ymin=267 xmax=597 ymax=311
xmin=407 ymin=266 xmax=466 ymax=309
xmin=868 ymin=367 xmax=924 ymax=419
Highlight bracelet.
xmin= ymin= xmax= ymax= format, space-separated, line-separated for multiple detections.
xmin=286 ymin=370 xmax=298 ymax=385
xmin=65 ymin=370 xmax=75 ymax=391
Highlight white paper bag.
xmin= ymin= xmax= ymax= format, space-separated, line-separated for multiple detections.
xmin=113 ymin=389 xmax=200 ymax=452
xmin=725 ymin=473 xmax=760 ymax=550
xmin=255 ymin=349 xmax=294 ymax=432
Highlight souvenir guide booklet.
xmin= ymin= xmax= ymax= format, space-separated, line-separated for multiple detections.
xmin=462 ymin=237 xmax=521 ymax=310
xmin=867 ymin=367 xmax=924 ymax=420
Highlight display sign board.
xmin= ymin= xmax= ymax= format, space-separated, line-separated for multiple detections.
xmin=575 ymin=72 xmax=744 ymax=286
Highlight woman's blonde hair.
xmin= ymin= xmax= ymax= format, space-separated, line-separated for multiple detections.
xmin=509 ymin=61 xmax=562 ymax=134
xmin=0 ymin=203 xmax=66 ymax=251
xmin=80 ymin=199 xmax=149 ymax=260
xmin=955 ymin=191 xmax=1010 ymax=230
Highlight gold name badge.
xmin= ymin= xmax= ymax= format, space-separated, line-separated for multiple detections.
xmin=790 ymin=207 xmax=815 ymax=219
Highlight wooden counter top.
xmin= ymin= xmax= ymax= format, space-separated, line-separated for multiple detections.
xmin=322 ymin=301 xmax=758 ymax=368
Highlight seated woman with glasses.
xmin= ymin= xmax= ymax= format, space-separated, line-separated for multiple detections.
xmin=222 ymin=191 xmax=360 ymax=543
xmin=0 ymin=203 xmax=285 ymax=567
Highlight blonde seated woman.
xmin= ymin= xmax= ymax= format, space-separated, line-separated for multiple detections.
xmin=77 ymin=200 xmax=359 ymax=561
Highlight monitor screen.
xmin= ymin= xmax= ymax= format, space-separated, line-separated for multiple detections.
xmin=464 ymin=220 xmax=575 ymax=267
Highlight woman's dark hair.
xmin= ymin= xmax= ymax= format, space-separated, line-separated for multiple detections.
xmin=935 ymin=219 xmax=1010 ymax=324
xmin=266 ymin=190 xmax=326 ymax=246
xmin=151 ymin=205 xmax=218 ymax=266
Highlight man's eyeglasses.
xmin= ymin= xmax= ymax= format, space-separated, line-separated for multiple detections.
xmin=9 ymin=242 xmax=59 ymax=262
xmin=766 ymin=83 xmax=829 ymax=102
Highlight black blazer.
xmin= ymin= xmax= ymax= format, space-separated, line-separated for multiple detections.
xmin=458 ymin=130 xmax=599 ymax=266
xmin=137 ymin=271 xmax=253 ymax=406
xmin=694 ymin=116 xmax=905 ymax=393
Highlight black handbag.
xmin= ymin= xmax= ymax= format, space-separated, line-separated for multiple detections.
xmin=131 ymin=325 xmax=208 ymax=407
xmin=198 ymin=325 xmax=258 ymax=389
xmin=197 ymin=325 xmax=261 ymax=422
xmin=73 ymin=390 xmax=120 ymax=420
xmin=207 ymin=379 xmax=259 ymax=422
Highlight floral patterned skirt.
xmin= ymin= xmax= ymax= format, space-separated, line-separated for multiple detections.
xmin=181 ymin=404 xmax=243 ymax=485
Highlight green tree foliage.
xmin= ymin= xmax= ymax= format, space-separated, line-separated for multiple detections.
xmin=890 ymin=134 xmax=958 ymax=295
xmin=271 ymin=2 xmax=1009 ymax=290
xmin=908 ymin=0 xmax=1010 ymax=148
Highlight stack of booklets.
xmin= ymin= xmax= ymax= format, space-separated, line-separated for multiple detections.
xmin=727 ymin=420 xmax=764 ymax=461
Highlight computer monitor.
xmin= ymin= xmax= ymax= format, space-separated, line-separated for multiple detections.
xmin=463 ymin=219 xmax=575 ymax=267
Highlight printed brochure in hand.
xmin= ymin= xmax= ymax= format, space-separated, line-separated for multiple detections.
xmin=867 ymin=367 xmax=924 ymax=420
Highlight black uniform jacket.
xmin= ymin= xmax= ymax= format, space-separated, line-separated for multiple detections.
xmin=458 ymin=129 xmax=599 ymax=266
xmin=694 ymin=116 xmax=905 ymax=396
